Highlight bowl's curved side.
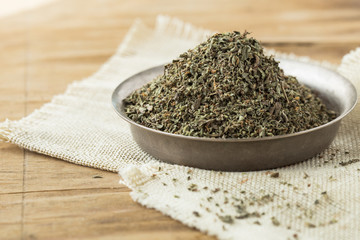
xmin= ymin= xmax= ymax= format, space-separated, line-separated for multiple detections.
xmin=130 ymin=120 xmax=341 ymax=171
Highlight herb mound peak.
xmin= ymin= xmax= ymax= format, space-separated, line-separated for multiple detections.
xmin=124 ymin=31 xmax=336 ymax=138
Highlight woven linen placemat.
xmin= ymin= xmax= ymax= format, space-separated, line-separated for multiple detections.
xmin=1 ymin=15 xmax=360 ymax=240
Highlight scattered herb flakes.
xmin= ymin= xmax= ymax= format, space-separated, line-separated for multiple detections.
xmin=259 ymin=194 xmax=274 ymax=205
xmin=174 ymin=195 xmax=180 ymax=198
xmin=240 ymin=190 xmax=246 ymax=194
xmin=321 ymin=192 xmax=330 ymax=201
xmin=305 ymin=222 xmax=316 ymax=228
xmin=158 ymin=166 xmax=162 ymax=171
xmin=270 ymin=172 xmax=280 ymax=178
xmin=235 ymin=205 xmax=247 ymax=214
xmin=188 ymin=184 xmax=199 ymax=192
xmin=212 ymin=188 xmax=221 ymax=193
xmin=339 ymin=158 xmax=360 ymax=166
xmin=162 ymin=182 xmax=167 ymax=186
xmin=92 ymin=175 xmax=103 ymax=179
xmin=240 ymin=178 xmax=249 ymax=184
xmin=207 ymin=197 xmax=213 ymax=202
xmin=253 ymin=220 xmax=261 ymax=225
xmin=314 ymin=199 xmax=320 ymax=205
xmin=303 ymin=172 xmax=309 ymax=179
xmin=236 ymin=210 xmax=261 ymax=220
xmin=172 ymin=178 xmax=178 ymax=182
xmin=203 ymin=186 xmax=208 ymax=190
xmin=345 ymin=151 xmax=350 ymax=154
xmin=271 ymin=217 xmax=280 ymax=226
xmin=193 ymin=211 xmax=201 ymax=217
xmin=235 ymin=213 xmax=250 ymax=219
xmin=219 ymin=215 xmax=234 ymax=224
xmin=329 ymin=219 xmax=338 ymax=224
xmin=187 ymin=176 xmax=191 ymax=181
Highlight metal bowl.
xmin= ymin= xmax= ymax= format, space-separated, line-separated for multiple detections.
xmin=112 ymin=59 xmax=357 ymax=171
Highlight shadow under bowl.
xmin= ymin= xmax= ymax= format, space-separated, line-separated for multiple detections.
xmin=112 ymin=58 xmax=357 ymax=171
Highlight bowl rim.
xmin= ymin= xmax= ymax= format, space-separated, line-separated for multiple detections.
xmin=112 ymin=59 xmax=358 ymax=143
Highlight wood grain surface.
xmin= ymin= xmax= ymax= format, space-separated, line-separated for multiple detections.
xmin=0 ymin=0 xmax=359 ymax=239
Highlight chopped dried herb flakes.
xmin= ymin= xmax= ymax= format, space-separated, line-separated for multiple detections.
xmin=271 ymin=217 xmax=280 ymax=226
xmin=219 ymin=215 xmax=234 ymax=224
xmin=124 ymin=31 xmax=336 ymax=138
xmin=339 ymin=158 xmax=360 ymax=166
xmin=188 ymin=184 xmax=199 ymax=192
xmin=193 ymin=211 xmax=201 ymax=217
xmin=305 ymin=222 xmax=316 ymax=228
xmin=212 ymin=188 xmax=221 ymax=193
xmin=270 ymin=172 xmax=280 ymax=178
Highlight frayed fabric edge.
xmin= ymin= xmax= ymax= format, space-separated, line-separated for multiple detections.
xmin=338 ymin=47 xmax=360 ymax=93
xmin=0 ymin=119 xmax=13 ymax=142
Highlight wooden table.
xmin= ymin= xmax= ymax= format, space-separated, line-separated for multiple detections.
xmin=1 ymin=0 xmax=359 ymax=239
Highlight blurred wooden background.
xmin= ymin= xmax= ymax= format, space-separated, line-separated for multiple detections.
xmin=0 ymin=0 xmax=359 ymax=239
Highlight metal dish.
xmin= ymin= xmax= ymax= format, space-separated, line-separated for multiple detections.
xmin=112 ymin=59 xmax=357 ymax=171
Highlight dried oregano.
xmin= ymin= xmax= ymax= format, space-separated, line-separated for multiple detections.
xmin=124 ymin=31 xmax=336 ymax=138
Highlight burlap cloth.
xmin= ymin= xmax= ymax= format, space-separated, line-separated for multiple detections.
xmin=1 ymin=15 xmax=359 ymax=240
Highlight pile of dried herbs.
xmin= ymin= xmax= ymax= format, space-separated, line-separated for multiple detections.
xmin=124 ymin=31 xmax=336 ymax=138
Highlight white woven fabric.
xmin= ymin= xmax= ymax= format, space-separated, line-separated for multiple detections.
xmin=1 ymin=15 xmax=359 ymax=240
